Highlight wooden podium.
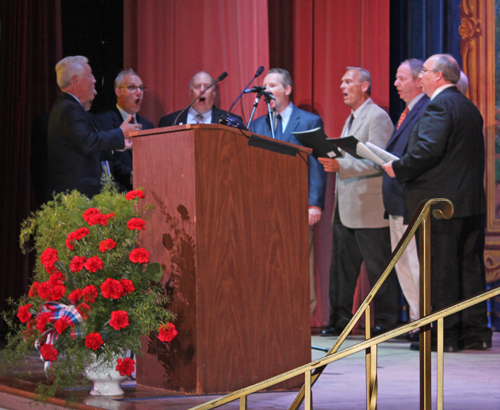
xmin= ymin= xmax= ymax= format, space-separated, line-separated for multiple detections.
xmin=133 ymin=124 xmax=311 ymax=394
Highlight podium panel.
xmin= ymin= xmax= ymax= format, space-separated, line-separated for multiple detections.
xmin=133 ymin=124 xmax=311 ymax=394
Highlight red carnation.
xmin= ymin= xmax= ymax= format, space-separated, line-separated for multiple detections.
xmin=28 ymin=282 xmax=39 ymax=298
xmin=76 ymin=303 xmax=91 ymax=319
xmin=36 ymin=312 xmax=51 ymax=333
xmin=68 ymin=289 xmax=83 ymax=305
xmin=37 ymin=282 xmax=52 ymax=300
xmin=40 ymin=344 xmax=58 ymax=361
xmin=50 ymin=284 xmax=66 ymax=301
xmin=84 ymin=256 xmax=103 ymax=273
xmin=49 ymin=271 xmax=65 ymax=284
xmin=82 ymin=285 xmax=98 ymax=303
xmin=70 ymin=256 xmax=87 ymax=272
xmin=127 ymin=218 xmax=146 ymax=231
xmin=120 ymin=279 xmax=135 ymax=296
xmin=100 ymin=278 xmax=124 ymax=299
xmin=158 ymin=323 xmax=178 ymax=342
xmin=99 ymin=238 xmax=117 ymax=253
xmin=40 ymin=248 xmax=58 ymax=273
xmin=109 ymin=311 xmax=129 ymax=330
xmin=17 ymin=304 xmax=33 ymax=323
xmin=116 ymin=357 xmax=135 ymax=376
xmin=85 ymin=332 xmax=103 ymax=350
xmin=66 ymin=227 xmax=90 ymax=250
xmin=54 ymin=318 xmax=68 ymax=334
xmin=125 ymin=190 xmax=145 ymax=200
xmin=129 ymin=248 xmax=149 ymax=263
xmin=83 ymin=208 xmax=101 ymax=223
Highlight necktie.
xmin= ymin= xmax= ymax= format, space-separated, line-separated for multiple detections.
xmin=130 ymin=116 xmax=136 ymax=124
xmin=195 ymin=113 xmax=204 ymax=124
xmin=275 ymin=114 xmax=283 ymax=139
xmin=396 ymin=106 xmax=409 ymax=130
xmin=346 ymin=114 xmax=354 ymax=135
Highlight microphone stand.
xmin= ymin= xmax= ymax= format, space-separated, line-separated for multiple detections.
xmin=264 ymin=92 xmax=276 ymax=139
xmin=246 ymin=95 xmax=261 ymax=129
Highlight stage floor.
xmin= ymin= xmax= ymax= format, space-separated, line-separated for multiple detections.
xmin=1 ymin=332 xmax=499 ymax=410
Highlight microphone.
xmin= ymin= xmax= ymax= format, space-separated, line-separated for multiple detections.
xmin=223 ymin=66 xmax=265 ymax=128
xmin=173 ymin=71 xmax=228 ymax=125
xmin=260 ymin=91 xmax=276 ymax=101
xmin=244 ymin=86 xmax=267 ymax=93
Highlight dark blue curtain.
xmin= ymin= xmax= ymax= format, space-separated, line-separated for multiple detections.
xmin=389 ymin=0 xmax=463 ymax=121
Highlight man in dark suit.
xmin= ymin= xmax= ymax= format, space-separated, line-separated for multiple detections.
xmin=97 ymin=69 xmax=154 ymax=191
xmin=46 ymin=56 xmax=138 ymax=199
xmin=383 ymin=59 xmax=429 ymax=335
xmin=250 ymin=68 xmax=327 ymax=316
xmin=383 ymin=54 xmax=491 ymax=351
xmin=158 ymin=71 xmax=241 ymax=126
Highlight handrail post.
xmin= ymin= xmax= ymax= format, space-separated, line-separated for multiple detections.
xmin=419 ymin=207 xmax=432 ymax=410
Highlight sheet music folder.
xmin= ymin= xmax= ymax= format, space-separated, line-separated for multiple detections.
xmin=292 ymin=127 xmax=342 ymax=159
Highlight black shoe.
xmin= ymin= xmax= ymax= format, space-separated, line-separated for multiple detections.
xmin=409 ymin=340 xmax=459 ymax=352
xmin=371 ymin=326 xmax=390 ymax=337
xmin=405 ymin=330 xmax=420 ymax=342
xmin=320 ymin=327 xmax=344 ymax=337
xmin=458 ymin=340 xmax=492 ymax=351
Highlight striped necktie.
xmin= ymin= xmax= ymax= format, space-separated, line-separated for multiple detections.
xmin=396 ymin=106 xmax=409 ymax=129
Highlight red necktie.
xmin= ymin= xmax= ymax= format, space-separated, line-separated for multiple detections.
xmin=396 ymin=106 xmax=409 ymax=130
xmin=130 ymin=116 xmax=136 ymax=124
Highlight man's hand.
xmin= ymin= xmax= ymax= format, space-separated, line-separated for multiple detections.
xmin=120 ymin=114 xmax=142 ymax=138
xmin=318 ymin=157 xmax=339 ymax=173
xmin=309 ymin=206 xmax=322 ymax=226
xmin=381 ymin=161 xmax=395 ymax=178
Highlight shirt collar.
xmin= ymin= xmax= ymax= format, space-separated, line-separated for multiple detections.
xmin=351 ymin=97 xmax=371 ymax=117
xmin=188 ymin=106 xmax=212 ymax=123
xmin=407 ymin=93 xmax=425 ymax=111
xmin=116 ymin=104 xmax=136 ymax=122
xmin=431 ymin=84 xmax=456 ymax=100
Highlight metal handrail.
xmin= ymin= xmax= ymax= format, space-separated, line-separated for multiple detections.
xmin=189 ymin=199 xmax=497 ymax=410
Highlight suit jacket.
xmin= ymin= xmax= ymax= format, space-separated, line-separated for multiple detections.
xmin=336 ymin=98 xmax=394 ymax=229
xmin=46 ymin=92 xmax=125 ymax=199
xmin=249 ymin=104 xmax=327 ymax=209
xmin=393 ymin=86 xmax=485 ymax=223
xmin=96 ymin=107 xmax=154 ymax=191
xmin=158 ymin=106 xmax=241 ymax=127
xmin=382 ymin=95 xmax=429 ymax=217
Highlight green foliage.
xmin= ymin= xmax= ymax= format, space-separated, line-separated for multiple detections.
xmin=3 ymin=181 xmax=174 ymax=395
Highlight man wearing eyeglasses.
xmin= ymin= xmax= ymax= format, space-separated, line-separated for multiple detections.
xmin=382 ymin=54 xmax=491 ymax=352
xmin=46 ymin=56 xmax=138 ymax=199
xmin=158 ymin=71 xmax=241 ymax=126
xmin=97 ymin=69 xmax=154 ymax=191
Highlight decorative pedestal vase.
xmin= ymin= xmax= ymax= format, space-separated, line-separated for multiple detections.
xmin=85 ymin=355 xmax=128 ymax=396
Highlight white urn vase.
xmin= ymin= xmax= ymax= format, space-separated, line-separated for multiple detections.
xmin=85 ymin=354 xmax=128 ymax=396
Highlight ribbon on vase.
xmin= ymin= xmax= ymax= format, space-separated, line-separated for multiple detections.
xmin=34 ymin=302 xmax=84 ymax=378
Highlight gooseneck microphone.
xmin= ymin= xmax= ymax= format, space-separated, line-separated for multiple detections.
xmin=222 ymin=66 xmax=265 ymax=128
xmin=244 ymin=86 xmax=267 ymax=94
xmin=173 ymin=71 xmax=228 ymax=125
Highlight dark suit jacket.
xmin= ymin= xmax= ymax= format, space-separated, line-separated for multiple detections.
xmin=96 ymin=107 xmax=154 ymax=191
xmin=392 ymin=87 xmax=485 ymax=223
xmin=46 ymin=92 xmax=125 ymax=198
xmin=382 ymin=95 xmax=429 ymax=217
xmin=158 ymin=106 xmax=241 ymax=127
xmin=249 ymin=104 xmax=327 ymax=209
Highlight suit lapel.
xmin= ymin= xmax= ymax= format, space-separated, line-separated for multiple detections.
xmin=283 ymin=106 xmax=300 ymax=141
xmin=348 ymin=99 xmax=371 ymax=136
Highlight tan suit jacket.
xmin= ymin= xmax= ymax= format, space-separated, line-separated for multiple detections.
xmin=336 ymin=98 xmax=393 ymax=229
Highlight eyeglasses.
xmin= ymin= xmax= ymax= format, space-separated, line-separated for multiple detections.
xmin=192 ymin=83 xmax=212 ymax=91
xmin=420 ymin=68 xmax=436 ymax=75
xmin=120 ymin=85 xmax=147 ymax=92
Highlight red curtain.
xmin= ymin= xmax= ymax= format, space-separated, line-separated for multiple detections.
xmin=124 ymin=0 xmax=270 ymax=126
xmin=0 ymin=0 xmax=62 ymax=331
xmin=124 ymin=0 xmax=390 ymax=328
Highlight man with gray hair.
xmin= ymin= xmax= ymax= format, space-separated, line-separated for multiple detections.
xmin=383 ymin=54 xmax=491 ymax=351
xmin=46 ymin=56 xmax=139 ymax=198
xmin=97 ymin=69 xmax=154 ymax=191
xmin=382 ymin=59 xmax=429 ymax=340
xmin=319 ymin=67 xmax=398 ymax=337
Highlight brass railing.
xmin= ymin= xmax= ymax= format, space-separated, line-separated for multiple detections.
xmin=189 ymin=199 xmax=500 ymax=410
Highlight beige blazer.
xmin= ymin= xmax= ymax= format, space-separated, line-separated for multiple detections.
xmin=335 ymin=98 xmax=394 ymax=229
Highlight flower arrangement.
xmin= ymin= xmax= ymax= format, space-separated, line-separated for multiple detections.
xmin=3 ymin=181 xmax=177 ymax=396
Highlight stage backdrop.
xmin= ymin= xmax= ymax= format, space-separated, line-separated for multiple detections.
xmin=123 ymin=0 xmax=390 ymax=328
